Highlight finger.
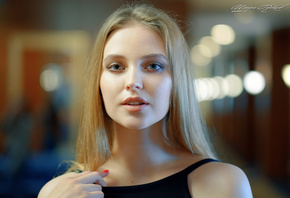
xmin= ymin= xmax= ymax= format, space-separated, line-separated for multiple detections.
xmin=83 ymin=184 xmax=102 ymax=192
xmin=99 ymin=170 xmax=109 ymax=178
xmin=71 ymin=170 xmax=109 ymax=178
xmin=88 ymin=191 xmax=104 ymax=198
xmin=77 ymin=172 xmax=108 ymax=187
xmin=76 ymin=170 xmax=109 ymax=178
xmin=78 ymin=171 xmax=93 ymax=176
xmin=65 ymin=171 xmax=90 ymax=179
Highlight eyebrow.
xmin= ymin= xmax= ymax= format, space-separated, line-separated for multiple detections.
xmin=142 ymin=54 xmax=168 ymax=61
xmin=103 ymin=53 xmax=168 ymax=63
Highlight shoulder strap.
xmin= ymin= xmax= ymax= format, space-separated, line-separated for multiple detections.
xmin=180 ymin=158 xmax=219 ymax=176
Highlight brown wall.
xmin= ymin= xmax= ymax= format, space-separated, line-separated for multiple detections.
xmin=0 ymin=33 xmax=8 ymax=113
xmin=215 ymin=28 xmax=290 ymax=180
xmin=265 ymin=27 xmax=290 ymax=178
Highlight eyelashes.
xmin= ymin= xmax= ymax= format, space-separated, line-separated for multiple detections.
xmin=145 ymin=62 xmax=164 ymax=72
xmin=106 ymin=62 xmax=165 ymax=72
xmin=106 ymin=63 xmax=125 ymax=71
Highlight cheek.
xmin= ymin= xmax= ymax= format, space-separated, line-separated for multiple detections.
xmin=150 ymin=76 xmax=172 ymax=106
xmin=100 ymin=74 xmax=114 ymax=104
xmin=100 ymin=74 xmax=124 ymax=107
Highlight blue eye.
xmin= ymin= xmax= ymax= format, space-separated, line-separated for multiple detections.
xmin=107 ymin=64 xmax=125 ymax=71
xmin=145 ymin=63 xmax=164 ymax=72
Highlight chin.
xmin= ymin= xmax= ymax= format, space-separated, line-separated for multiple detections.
xmin=116 ymin=117 xmax=164 ymax=131
xmin=120 ymin=122 xmax=152 ymax=130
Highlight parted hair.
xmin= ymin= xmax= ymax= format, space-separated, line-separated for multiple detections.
xmin=73 ymin=2 xmax=216 ymax=171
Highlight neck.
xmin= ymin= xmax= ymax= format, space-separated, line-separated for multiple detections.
xmin=110 ymin=119 xmax=177 ymax=171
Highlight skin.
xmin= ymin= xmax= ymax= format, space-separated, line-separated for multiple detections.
xmin=38 ymin=171 xmax=109 ymax=198
xmin=38 ymin=22 xmax=253 ymax=198
xmin=100 ymin=21 xmax=172 ymax=130
xmin=98 ymin=21 xmax=199 ymax=185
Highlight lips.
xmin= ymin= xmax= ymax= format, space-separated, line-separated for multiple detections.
xmin=122 ymin=97 xmax=149 ymax=112
xmin=122 ymin=97 xmax=149 ymax=105
xmin=125 ymin=101 xmax=146 ymax=105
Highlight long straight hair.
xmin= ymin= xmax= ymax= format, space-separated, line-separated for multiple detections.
xmin=74 ymin=3 xmax=216 ymax=171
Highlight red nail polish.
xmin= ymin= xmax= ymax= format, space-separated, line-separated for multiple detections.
xmin=103 ymin=170 xmax=109 ymax=173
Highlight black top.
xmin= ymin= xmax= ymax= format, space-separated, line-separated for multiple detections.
xmin=102 ymin=158 xmax=218 ymax=198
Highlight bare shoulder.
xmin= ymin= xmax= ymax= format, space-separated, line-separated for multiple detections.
xmin=188 ymin=160 xmax=253 ymax=198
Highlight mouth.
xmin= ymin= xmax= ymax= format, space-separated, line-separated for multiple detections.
xmin=122 ymin=97 xmax=149 ymax=105
xmin=125 ymin=102 xmax=147 ymax=105
xmin=122 ymin=97 xmax=149 ymax=112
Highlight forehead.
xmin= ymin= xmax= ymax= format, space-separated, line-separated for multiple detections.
xmin=103 ymin=22 xmax=167 ymax=58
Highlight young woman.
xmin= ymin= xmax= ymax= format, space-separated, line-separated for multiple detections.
xmin=38 ymin=3 xmax=252 ymax=198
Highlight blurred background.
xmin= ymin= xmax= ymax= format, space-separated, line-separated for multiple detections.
xmin=0 ymin=0 xmax=289 ymax=197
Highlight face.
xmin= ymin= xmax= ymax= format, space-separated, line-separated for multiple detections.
xmin=100 ymin=22 xmax=172 ymax=129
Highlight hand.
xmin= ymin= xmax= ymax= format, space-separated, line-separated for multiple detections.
xmin=38 ymin=170 xmax=109 ymax=198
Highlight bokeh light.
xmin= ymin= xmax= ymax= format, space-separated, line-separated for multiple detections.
xmin=243 ymin=71 xmax=266 ymax=95
xmin=211 ymin=24 xmax=235 ymax=45
xmin=199 ymin=36 xmax=221 ymax=57
xmin=40 ymin=64 xmax=62 ymax=92
xmin=196 ymin=44 xmax=212 ymax=58
xmin=191 ymin=45 xmax=211 ymax=66
xmin=195 ymin=74 xmax=243 ymax=102
xmin=225 ymin=74 xmax=243 ymax=97
xmin=282 ymin=64 xmax=290 ymax=88
xmin=213 ymin=76 xmax=230 ymax=99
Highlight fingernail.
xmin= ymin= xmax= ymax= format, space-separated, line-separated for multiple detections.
xmin=103 ymin=170 xmax=109 ymax=173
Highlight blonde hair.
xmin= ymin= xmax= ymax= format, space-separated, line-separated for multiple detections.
xmin=74 ymin=3 xmax=216 ymax=171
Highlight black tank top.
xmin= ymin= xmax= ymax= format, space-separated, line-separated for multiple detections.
xmin=102 ymin=158 xmax=218 ymax=198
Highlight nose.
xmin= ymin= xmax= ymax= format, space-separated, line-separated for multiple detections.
xmin=125 ymin=67 xmax=143 ymax=91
